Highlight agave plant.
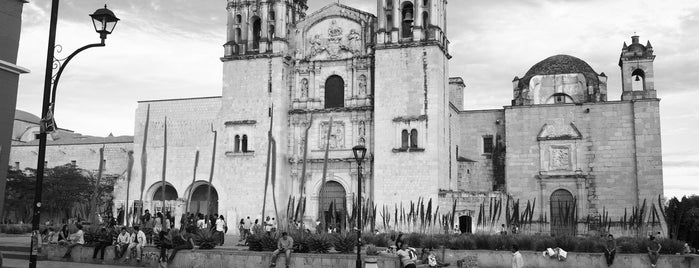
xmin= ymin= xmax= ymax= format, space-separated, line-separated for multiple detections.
xmin=194 ymin=229 xmax=219 ymax=249
xmin=332 ymin=232 xmax=357 ymax=253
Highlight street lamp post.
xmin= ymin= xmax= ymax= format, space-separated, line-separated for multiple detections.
xmin=352 ymin=145 xmax=367 ymax=268
xmin=28 ymin=2 xmax=119 ymax=268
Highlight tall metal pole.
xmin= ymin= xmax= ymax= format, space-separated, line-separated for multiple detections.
xmin=356 ymin=161 xmax=363 ymax=268
xmin=29 ymin=1 xmax=59 ymax=267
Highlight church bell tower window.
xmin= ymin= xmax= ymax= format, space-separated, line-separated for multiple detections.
xmin=401 ymin=2 xmax=414 ymax=39
xmin=252 ymin=17 xmax=262 ymax=50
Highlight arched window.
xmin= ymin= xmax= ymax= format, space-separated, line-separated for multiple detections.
xmin=423 ymin=0 xmax=429 ymax=6
xmin=235 ymin=28 xmax=241 ymax=43
xmin=242 ymin=135 xmax=249 ymax=152
xmin=401 ymin=130 xmax=409 ymax=148
xmin=401 ymin=2 xmax=414 ymax=39
xmin=551 ymin=93 xmax=574 ymax=104
xmin=410 ymin=129 xmax=418 ymax=148
xmin=269 ymin=25 xmax=275 ymax=39
xmin=387 ymin=0 xmax=393 ymax=8
xmin=422 ymin=12 xmax=429 ymax=30
xmin=235 ymin=14 xmax=242 ymax=24
xmin=269 ymin=11 xmax=276 ymax=21
xmin=324 ymin=75 xmax=345 ymax=108
xmin=631 ymin=69 xmax=645 ymax=91
xmin=234 ymin=135 xmax=241 ymax=152
xmin=387 ymin=14 xmax=393 ymax=31
xmin=252 ymin=17 xmax=261 ymax=50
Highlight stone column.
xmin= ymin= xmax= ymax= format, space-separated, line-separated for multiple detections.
xmin=414 ymin=0 xmax=423 ymax=41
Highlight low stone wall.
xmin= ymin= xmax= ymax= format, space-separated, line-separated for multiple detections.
xmin=438 ymin=249 xmax=699 ymax=268
xmin=40 ymin=244 xmax=699 ymax=268
xmin=40 ymin=244 xmax=400 ymax=268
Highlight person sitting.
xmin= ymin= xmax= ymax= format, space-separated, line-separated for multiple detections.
xmin=647 ymin=235 xmax=662 ymax=268
xmin=92 ymin=227 xmax=111 ymax=260
xmin=113 ymin=227 xmax=131 ymax=260
xmin=168 ymin=229 xmax=196 ymax=263
xmin=45 ymin=227 xmax=58 ymax=244
xmin=125 ymin=226 xmax=147 ymax=262
xmin=158 ymin=230 xmax=173 ymax=263
xmin=61 ymin=224 xmax=85 ymax=259
xmin=396 ymin=241 xmax=418 ymax=268
xmin=57 ymin=225 xmax=69 ymax=245
xmin=421 ymin=247 xmax=449 ymax=267
xmin=270 ymin=232 xmax=294 ymax=268
xmin=604 ymin=234 xmax=617 ymax=266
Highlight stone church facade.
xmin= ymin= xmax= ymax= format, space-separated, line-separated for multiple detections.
xmin=104 ymin=0 xmax=663 ymax=234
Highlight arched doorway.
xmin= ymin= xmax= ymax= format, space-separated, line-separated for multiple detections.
xmin=150 ymin=184 xmax=178 ymax=214
xmin=458 ymin=215 xmax=472 ymax=234
xmin=324 ymin=75 xmax=345 ymax=108
xmin=318 ymin=181 xmax=346 ymax=231
xmin=189 ymin=184 xmax=219 ymax=215
xmin=550 ymin=189 xmax=575 ymax=236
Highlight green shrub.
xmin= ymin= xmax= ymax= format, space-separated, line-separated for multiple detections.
xmin=575 ymin=237 xmax=604 ymax=253
xmin=365 ymin=244 xmax=379 ymax=255
xmin=421 ymin=235 xmax=442 ymax=249
xmin=2 ymin=224 xmax=32 ymax=234
xmin=659 ymin=238 xmax=685 ymax=254
xmin=290 ymin=232 xmax=310 ymax=253
xmin=617 ymin=238 xmax=640 ymax=253
xmin=333 ymin=233 xmax=357 ymax=253
xmin=473 ymin=234 xmax=490 ymax=250
xmin=247 ymin=233 xmax=277 ymax=251
xmin=404 ymin=233 xmax=424 ymax=249
xmin=445 ymin=236 xmax=475 ymax=250
xmin=194 ymin=229 xmax=219 ymax=249
xmin=308 ymin=234 xmax=332 ymax=253
xmin=533 ymin=236 xmax=556 ymax=251
xmin=554 ymin=236 xmax=577 ymax=251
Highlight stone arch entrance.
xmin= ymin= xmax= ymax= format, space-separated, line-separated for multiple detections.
xmin=188 ymin=183 xmax=219 ymax=215
xmin=458 ymin=215 xmax=472 ymax=234
xmin=318 ymin=181 xmax=346 ymax=231
xmin=148 ymin=182 xmax=179 ymax=214
xmin=550 ymin=189 xmax=575 ymax=236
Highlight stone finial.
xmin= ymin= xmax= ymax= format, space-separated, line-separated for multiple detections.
xmin=622 ymin=42 xmax=628 ymax=49
xmin=646 ymin=41 xmax=653 ymax=48
xmin=631 ymin=35 xmax=640 ymax=44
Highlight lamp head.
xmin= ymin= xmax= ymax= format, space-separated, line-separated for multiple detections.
xmin=352 ymin=145 xmax=367 ymax=163
xmin=90 ymin=5 xmax=120 ymax=39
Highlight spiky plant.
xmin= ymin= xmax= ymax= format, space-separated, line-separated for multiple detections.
xmin=332 ymin=232 xmax=357 ymax=253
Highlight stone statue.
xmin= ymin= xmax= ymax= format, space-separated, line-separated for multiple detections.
xmin=358 ymin=75 xmax=367 ymax=95
xmin=347 ymin=29 xmax=362 ymax=53
xmin=300 ymin=78 xmax=309 ymax=98
xmin=310 ymin=35 xmax=324 ymax=56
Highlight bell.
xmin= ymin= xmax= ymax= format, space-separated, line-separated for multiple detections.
xmin=403 ymin=11 xmax=414 ymax=23
xmin=635 ymin=75 xmax=641 ymax=81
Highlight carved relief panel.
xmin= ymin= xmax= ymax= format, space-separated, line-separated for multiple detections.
xmin=319 ymin=121 xmax=345 ymax=149
xmin=303 ymin=19 xmax=364 ymax=61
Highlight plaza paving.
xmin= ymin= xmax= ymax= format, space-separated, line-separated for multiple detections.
xmin=3 ymin=258 xmax=134 ymax=268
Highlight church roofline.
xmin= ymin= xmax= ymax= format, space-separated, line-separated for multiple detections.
xmin=138 ymin=96 xmax=221 ymax=104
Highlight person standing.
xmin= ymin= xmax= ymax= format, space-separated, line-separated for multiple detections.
xmin=396 ymin=241 xmax=418 ymax=268
xmin=216 ymin=215 xmax=227 ymax=246
xmin=125 ymin=226 xmax=147 ymax=262
xmin=143 ymin=212 xmax=154 ymax=245
xmin=114 ymin=227 xmax=131 ymax=260
xmin=265 ymin=216 xmax=273 ymax=235
xmin=647 ymin=235 xmax=662 ymax=268
xmin=511 ymin=244 xmax=523 ymax=268
xmin=61 ymin=224 xmax=85 ymax=259
xmin=270 ymin=232 xmax=294 ymax=268
xmin=245 ymin=216 xmax=253 ymax=237
xmin=604 ymin=234 xmax=617 ymax=266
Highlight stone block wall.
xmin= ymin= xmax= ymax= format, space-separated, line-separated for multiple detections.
xmin=373 ymin=45 xmax=449 ymax=210
xmin=504 ymin=100 xmax=663 ymax=223
xmin=454 ymin=109 xmax=505 ymax=192
xmin=11 ymin=142 xmax=132 ymax=175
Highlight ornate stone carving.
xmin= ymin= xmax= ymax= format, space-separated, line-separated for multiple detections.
xmin=347 ymin=29 xmax=362 ymax=53
xmin=307 ymin=20 xmax=362 ymax=60
xmin=538 ymin=123 xmax=583 ymax=141
xmin=310 ymin=35 xmax=325 ymax=56
xmin=319 ymin=121 xmax=345 ymax=149
xmin=550 ymin=146 xmax=571 ymax=170
xmin=358 ymin=75 xmax=367 ymax=95
xmin=358 ymin=121 xmax=366 ymax=136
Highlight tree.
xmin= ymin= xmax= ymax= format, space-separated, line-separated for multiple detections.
xmin=664 ymin=195 xmax=699 ymax=248
xmin=3 ymin=164 xmax=118 ymax=224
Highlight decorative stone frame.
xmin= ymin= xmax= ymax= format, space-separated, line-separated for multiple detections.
xmin=538 ymin=123 xmax=583 ymax=176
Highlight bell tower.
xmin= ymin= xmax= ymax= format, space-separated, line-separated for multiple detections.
xmin=376 ymin=0 xmax=447 ymax=46
xmin=619 ymin=35 xmax=657 ymax=100
xmin=373 ymin=0 xmax=451 ymax=207
xmin=224 ymin=0 xmax=308 ymax=56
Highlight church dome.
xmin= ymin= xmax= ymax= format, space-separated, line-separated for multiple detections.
xmin=521 ymin=54 xmax=600 ymax=87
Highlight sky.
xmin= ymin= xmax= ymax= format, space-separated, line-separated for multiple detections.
xmin=13 ymin=0 xmax=699 ymax=199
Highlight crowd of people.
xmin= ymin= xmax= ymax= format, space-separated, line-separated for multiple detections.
xmin=37 ymin=209 xmax=229 ymax=265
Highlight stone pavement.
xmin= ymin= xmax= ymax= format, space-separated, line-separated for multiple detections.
xmin=3 ymin=258 xmax=134 ymax=268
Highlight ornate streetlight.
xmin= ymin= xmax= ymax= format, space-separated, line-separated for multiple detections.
xmin=352 ymin=145 xmax=367 ymax=268
xmin=29 ymin=2 xmax=119 ymax=268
